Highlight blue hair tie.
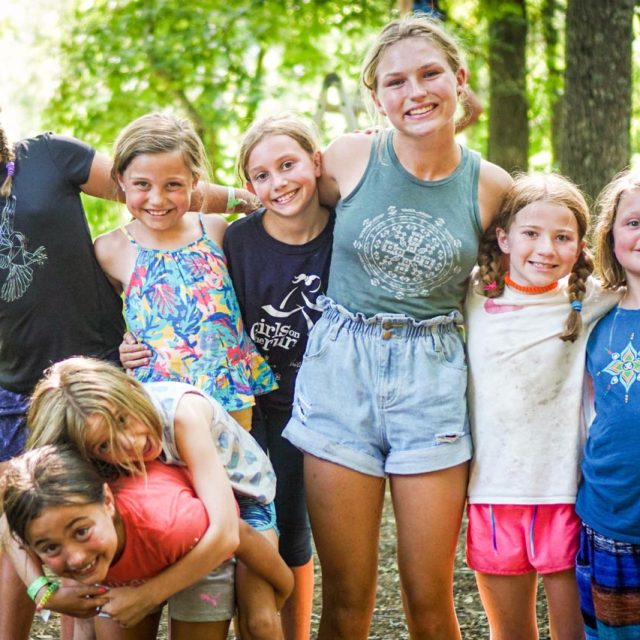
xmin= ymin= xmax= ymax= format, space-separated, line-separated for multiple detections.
xmin=571 ymin=300 xmax=582 ymax=312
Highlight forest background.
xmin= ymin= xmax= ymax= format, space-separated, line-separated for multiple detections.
xmin=1 ymin=0 xmax=639 ymax=237
xmin=1 ymin=1 xmax=639 ymax=637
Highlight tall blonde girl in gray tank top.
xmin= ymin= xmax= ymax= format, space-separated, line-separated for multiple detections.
xmin=282 ymin=14 xmax=512 ymax=640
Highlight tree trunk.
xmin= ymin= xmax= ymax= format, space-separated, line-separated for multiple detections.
xmin=560 ymin=0 xmax=635 ymax=202
xmin=485 ymin=0 xmax=529 ymax=173
xmin=541 ymin=0 xmax=563 ymax=166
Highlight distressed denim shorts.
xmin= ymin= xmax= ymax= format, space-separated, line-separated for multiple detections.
xmin=283 ymin=297 xmax=472 ymax=477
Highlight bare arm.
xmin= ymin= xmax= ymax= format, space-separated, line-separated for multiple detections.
xmin=102 ymin=393 xmax=239 ymax=627
xmin=93 ymin=230 xmax=135 ymax=295
xmin=477 ymin=159 xmax=513 ymax=230
xmin=319 ymin=133 xmax=374 ymax=207
xmin=191 ymin=183 xmax=260 ymax=214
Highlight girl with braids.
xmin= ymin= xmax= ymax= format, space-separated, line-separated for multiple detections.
xmin=464 ymin=173 xmax=619 ymax=640
xmin=0 ymin=115 xmax=256 ymax=640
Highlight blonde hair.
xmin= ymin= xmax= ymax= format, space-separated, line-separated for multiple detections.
xmin=112 ymin=112 xmax=209 ymax=204
xmin=477 ymin=173 xmax=594 ymax=343
xmin=237 ymin=113 xmax=320 ymax=184
xmin=361 ymin=14 xmax=473 ymax=129
xmin=592 ymin=169 xmax=640 ymax=289
xmin=27 ymin=357 xmax=162 ymax=474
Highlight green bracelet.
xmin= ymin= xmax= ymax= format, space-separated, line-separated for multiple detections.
xmin=225 ymin=186 xmax=245 ymax=213
xmin=36 ymin=579 xmax=60 ymax=611
xmin=27 ymin=575 xmax=50 ymax=601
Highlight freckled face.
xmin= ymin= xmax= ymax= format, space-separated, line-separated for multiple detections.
xmin=497 ymin=201 xmax=582 ymax=288
xmin=118 ymin=150 xmax=197 ymax=232
xmin=25 ymin=492 xmax=118 ymax=585
xmin=372 ymin=38 xmax=465 ymax=137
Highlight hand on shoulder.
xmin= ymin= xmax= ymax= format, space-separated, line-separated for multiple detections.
xmin=478 ymin=160 xmax=513 ymax=230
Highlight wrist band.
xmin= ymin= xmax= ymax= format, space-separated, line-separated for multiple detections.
xmin=27 ymin=576 xmax=50 ymax=601
xmin=225 ymin=186 xmax=236 ymax=213
xmin=36 ymin=580 xmax=60 ymax=611
xmin=225 ymin=186 xmax=246 ymax=213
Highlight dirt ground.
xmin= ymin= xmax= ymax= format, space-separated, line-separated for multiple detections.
xmin=30 ymin=493 xmax=551 ymax=639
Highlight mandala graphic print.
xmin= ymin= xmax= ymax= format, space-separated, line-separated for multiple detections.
xmin=354 ymin=206 xmax=461 ymax=299
xmin=601 ymin=333 xmax=640 ymax=403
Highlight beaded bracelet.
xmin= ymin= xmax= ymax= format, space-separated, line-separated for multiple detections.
xmin=27 ymin=575 xmax=50 ymax=602
xmin=36 ymin=579 xmax=60 ymax=611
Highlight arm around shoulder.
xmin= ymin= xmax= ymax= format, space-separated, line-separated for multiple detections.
xmin=477 ymin=160 xmax=513 ymax=231
xmin=81 ymin=151 xmax=121 ymax=202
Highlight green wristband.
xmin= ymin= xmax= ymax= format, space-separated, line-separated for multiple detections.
xmin=27 ymin=575 xmax=50 ymax=601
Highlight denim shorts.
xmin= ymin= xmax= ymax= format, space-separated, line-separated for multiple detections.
xmin=0 ymin=387 xmax=29 ymax=462
xmin=283 ymin=297 xmax=472 ymax=477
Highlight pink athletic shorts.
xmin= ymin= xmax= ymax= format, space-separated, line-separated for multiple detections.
xmin=466 ymin=503 xmax=581 ymax=575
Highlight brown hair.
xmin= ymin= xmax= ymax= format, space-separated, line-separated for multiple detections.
xmin=237 ymin=113 xmax=319 ymax=185
xmin=0 ymin=444 xmax=106 ymax=546
xmin=27 ymin=357 xmax=162 ymax=474
xmin=592 ymin=169 xmax=640 ymax=289
xmin=476 ymin=173 xmax=593 ymax=342
xmin=112 ymin=112 xmax=209 ymax=206
xmin=360 ymin=14 xmax=473 ymax=129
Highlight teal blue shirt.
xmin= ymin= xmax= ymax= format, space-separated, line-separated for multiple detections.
xmin=327 ymin=131 xmax=482 ymax=320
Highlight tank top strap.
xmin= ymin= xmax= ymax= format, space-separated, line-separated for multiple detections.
xmin=197 ymin=213 xmax=208 ymax=237
xmin=120 ymin=225 xmax=137 ymax=246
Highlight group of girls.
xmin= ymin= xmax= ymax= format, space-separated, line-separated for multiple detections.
xmin=0 ymin=11 xmax=638 ymax=640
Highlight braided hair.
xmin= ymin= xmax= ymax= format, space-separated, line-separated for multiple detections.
xmin=476 ymin=173 xmax=593 ymax=342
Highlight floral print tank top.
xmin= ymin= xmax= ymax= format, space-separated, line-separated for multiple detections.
xmin=123 ymin=216 xmax=277 ymax=411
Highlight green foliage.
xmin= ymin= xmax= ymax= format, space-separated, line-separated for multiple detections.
xmin=44 ymin=0 xmax=394 ymax=234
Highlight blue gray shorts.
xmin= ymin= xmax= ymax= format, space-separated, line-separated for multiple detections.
xmin=0 ymin=387 xmax=29 ymax=462
xmin=283 ymin=297 xmax=472 ymax=477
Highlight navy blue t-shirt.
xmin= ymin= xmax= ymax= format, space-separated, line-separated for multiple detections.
xmin=223 ymin=209 xmax=333 ymax=413
xmin=576 ymin=305 xmax=640 ymax=543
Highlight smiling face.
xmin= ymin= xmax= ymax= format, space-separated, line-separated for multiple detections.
xmin=25 ymin=490 xmax=119 ymax=584
xmin=371 ymin=37 xmax=465 ymax=137
xmin=118 ymin=150 xmax=197 ymax=232
xmin=246 ymin=134 xmax=321 ymax=222
xmin=84 ymin=411 xmax=162 ymax=467
xmin=497 ymin=201 xmax=582 ymax=289
xmin=612 ymin=188 xmax=640 ymax=285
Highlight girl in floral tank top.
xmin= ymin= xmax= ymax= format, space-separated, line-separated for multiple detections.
xmin=94 ymin=113 xmax=276 ymax=430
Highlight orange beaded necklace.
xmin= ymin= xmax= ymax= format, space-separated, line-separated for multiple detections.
xmin=504 ymin=273 xmax=558 ymax=295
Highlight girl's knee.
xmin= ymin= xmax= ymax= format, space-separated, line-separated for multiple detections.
xmin=240 ymin=609 xmax=283 ymax=640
